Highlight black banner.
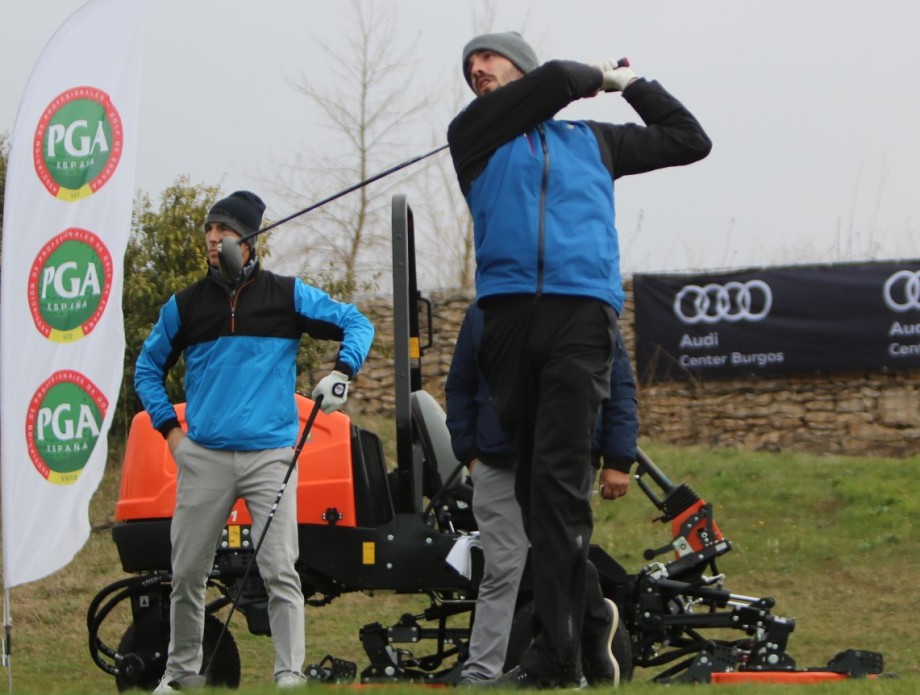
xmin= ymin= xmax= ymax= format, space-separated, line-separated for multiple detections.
xmin=634 ymin=261 xmax=920 ymax=381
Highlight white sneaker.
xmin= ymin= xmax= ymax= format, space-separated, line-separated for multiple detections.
xmin=153 ymin=673 xmax=206 ymax=693
xmin=153 ymin=675 xmax=178 ymax=694
xmin=276 ymin=671 xmax=309 ymax=689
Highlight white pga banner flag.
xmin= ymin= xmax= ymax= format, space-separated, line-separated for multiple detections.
xmin=1 ymin=0 xmax=146 ymax=587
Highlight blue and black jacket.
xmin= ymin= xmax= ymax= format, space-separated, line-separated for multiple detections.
xmin=447 ymin=61 xmax=712 ymax=314
xmin=134 ymin=263 xmax=374 ymax=451
xmin=445 ymin=303 xmax=638 ymax=472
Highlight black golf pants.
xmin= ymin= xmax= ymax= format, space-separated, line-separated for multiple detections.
xmin=479 ymin=295 xmax=616 ymax=682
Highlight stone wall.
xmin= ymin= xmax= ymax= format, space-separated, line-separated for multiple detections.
xmin=342 ymin=288 xmax=920 ymax=459
xmin=345 ymin=291 xmax=470 ymax=414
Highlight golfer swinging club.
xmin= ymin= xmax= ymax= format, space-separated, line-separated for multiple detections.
xmin=134 ymin=190 xmax=374 ymax=692
xmin=447 ymin=32 xmax=711 ymax=688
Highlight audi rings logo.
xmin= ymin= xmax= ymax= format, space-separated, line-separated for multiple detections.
xmin=883 ymin=270 xmax=920 ymax=313
xmin=673 ymin=280 xmax=773 ymax=325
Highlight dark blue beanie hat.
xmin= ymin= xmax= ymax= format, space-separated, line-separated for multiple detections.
xmin=204 ymin=190 xmax=265 ymax=249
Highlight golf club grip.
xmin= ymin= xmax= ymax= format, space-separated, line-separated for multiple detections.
xmin=601 ymin=57 xmax=631 ymax=93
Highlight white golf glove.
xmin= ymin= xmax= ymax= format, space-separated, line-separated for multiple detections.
xmin=312 ymin=370 xmax=350 ymax=414
xmin=592 ymin=57 xmax=637 ymax=92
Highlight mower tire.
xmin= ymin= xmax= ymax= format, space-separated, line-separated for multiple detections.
xmin=114 ymin=613 xmax=241 ymax=691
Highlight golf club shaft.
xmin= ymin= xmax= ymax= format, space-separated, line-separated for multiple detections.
xmin=241 ymin=144 xmax=448 ymax=244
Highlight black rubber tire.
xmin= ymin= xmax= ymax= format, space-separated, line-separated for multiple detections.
xmin=502 ymin=597 xmax=634 ymax=682
xmin=114 ymin=613 xmax=241 ymax=691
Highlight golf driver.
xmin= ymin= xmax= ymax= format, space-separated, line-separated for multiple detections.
xmin=218 ymin=144 xmax=449 ymax=284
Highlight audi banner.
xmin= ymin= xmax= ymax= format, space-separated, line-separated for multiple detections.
xmin=633 ymin=261 xmax=920 ymax=381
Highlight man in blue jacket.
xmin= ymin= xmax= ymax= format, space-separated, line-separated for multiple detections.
xmin=446 ymin=302 xmax=638 ymax=686
xmin=447 ymin=31 xmax=710 ymax=688
xmin=135 ymin=190 xmax=374 ymax=692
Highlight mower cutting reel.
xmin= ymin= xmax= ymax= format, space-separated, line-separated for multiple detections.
xmin=617 ymin=449 xmax=885 ymax=684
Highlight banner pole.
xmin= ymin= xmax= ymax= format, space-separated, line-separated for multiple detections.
xmin=2 ymin=588 xmax=12 ymax=694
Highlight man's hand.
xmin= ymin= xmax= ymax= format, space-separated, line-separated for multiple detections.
xmin=312 ymin=370 xmax=350 ymax=414
xmin=598 ymin=468 xmax=630 ymax=500
xmin=592 ymin=57 xmax=637 ymax=93
xmin=166 ymin=427 xmax=186 ymax=456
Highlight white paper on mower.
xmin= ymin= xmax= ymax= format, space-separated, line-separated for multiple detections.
xmin=446 ymin=532 xmax=482 ymax=579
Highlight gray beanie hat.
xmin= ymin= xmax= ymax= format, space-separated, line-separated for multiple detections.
xmin=462 ymin=31 xmax=539 ymax=91
xmin=204 ymin=190 xmax=265 ymax=250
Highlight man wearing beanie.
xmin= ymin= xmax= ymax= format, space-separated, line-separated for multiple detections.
xmin=135 ymin=190 xmax=374 ymax=692
xmin=447 ymin=32 xmax=711 ymax=689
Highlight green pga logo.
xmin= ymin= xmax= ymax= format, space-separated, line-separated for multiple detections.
xmin=28 ymin=228 xmax=112 ymax=343
xmin=33 ymin=86 xmax=123 ymax=201
xmin=26 ymin=371 xmax=108 ymax=485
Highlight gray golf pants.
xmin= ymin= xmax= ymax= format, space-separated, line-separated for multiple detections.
xmin=166 ymin=438 xmax=305 ymax=680
xmin=461 ymin=462 xmax=528 ymax=682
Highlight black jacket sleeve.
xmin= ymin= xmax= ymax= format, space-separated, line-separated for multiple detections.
xmin=592 ymin=328 xmax=639 ymax=472
xmin=447 ymin=60 xmax=603 ymax=193
xmin=445 ymin=305 xmax=482 ymax=466
xmin=587 ymin=78 xmax=712 ymax=179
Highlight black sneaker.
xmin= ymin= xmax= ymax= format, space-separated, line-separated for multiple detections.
xmin=492 ymin=665 xmax=584 ymax=690
xmin=582 ymin=598 xmax=620 ymax=686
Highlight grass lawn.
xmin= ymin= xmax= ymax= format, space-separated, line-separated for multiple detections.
xmin=1 ymin=430 xmax=916 ymax=693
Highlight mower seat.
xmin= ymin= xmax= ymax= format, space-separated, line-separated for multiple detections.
xmin=410 ymin=390 xmax=470 ymax=504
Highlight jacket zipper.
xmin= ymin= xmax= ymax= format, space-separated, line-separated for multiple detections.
xmin=228 ymin=278 xmax=255 ymax=334
xmin=537 ymin=124 xmax=549 ymax=297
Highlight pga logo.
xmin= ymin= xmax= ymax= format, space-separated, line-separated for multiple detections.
xmin=26 ymin=370 xmax=108 ymax=485
xmin=28 ymin=228 xmax=113 ymax=343
xmin=33 ymin=86 xmax=123 ymax=201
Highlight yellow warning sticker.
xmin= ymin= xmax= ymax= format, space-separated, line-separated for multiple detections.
xmin=362 ymin=541 xmax=376 ymax=565
xmin=228 ymin=526 xmax=241 ymax=548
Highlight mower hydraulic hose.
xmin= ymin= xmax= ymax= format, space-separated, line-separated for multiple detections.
xmin=422 ymin=460 xmax=467 ymax=521
xmin=86 ymin=572 xmax=170 ymax=676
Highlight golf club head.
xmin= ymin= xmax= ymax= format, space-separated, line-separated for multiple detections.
xmin=217 ymin=237 xmax=244 ymax=285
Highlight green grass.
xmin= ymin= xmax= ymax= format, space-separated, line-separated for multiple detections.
xmin=2 ymin=432 xmax=917 ymax=693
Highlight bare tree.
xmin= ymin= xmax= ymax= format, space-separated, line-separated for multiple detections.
xmin=274 ymin=0 xmax=436 ymax=297
xmin=421 ymin=151 xmax=477 ymax=291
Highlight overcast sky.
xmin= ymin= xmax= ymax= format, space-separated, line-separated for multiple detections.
xmin=2 ymin=0 xmax=919 ymax=279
